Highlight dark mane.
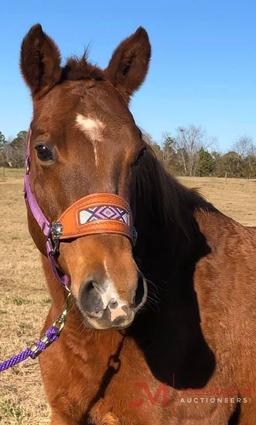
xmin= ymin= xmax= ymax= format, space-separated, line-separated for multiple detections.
xmin=132 ymin=145 xmax=215 ymax=242
xmin=61 ymin=55 xmax=105 ymax=82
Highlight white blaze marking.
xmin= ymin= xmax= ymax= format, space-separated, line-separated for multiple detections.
xmin=102 ymin=258 xmax=127 ymax=321
xmin=76 ymin=113 xmax=105 ymax=166
xmin=103 ymin=257 xmax=111 ymax=281
xmin=76 ymin=114 xmax=104 ymax=140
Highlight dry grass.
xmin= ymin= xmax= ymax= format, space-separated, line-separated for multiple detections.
xmin=0 ymin=169 xmax=49 ymax=424
xmin=179 ymin=176 xmax=256 ymax=227
xmin=0 ymin=169 xmax=255 ymax=424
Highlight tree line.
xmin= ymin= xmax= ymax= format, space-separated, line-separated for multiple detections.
xmin=0 ymin=130 xmax=28 ymax=168
xmin=145 ymin=126 xmax=256 ymax=178
xmin=1 ymin=126 xmax=256 ymax=178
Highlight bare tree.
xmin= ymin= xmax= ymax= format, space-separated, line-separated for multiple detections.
xmin=233 ymin=136 xmax=256 ymax=158
xmin=232 ymin=136 xmax=256 ymax=178
xmin=175 ymin=126 xmax=207 ymax=176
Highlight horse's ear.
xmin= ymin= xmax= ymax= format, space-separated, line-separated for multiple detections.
xmin=20 ymin=24 xmax=62 ymax=96
xmin=105 ymin=27 xmax=151 ymax=102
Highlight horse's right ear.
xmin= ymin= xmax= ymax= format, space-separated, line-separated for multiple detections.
xmin=20 ymin=24 xmax=62 ymax=96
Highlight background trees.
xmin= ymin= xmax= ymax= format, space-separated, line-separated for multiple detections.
xmin=0 ymin=127 xmax=256 ymax=178
xmin=195 ymin=148 xmax=216 ymax=177
xmin=232 ymin=136 xmax=256 ymax=178
xmin=0 ymin=131 xmax=8 ymax=166
xmin=8 ymin=131 xmax=27 ymax=168
xmin=146 ymin=126 xmax=256 ymax=178
xmin=0 ymin=131 xmax=27 ymax=168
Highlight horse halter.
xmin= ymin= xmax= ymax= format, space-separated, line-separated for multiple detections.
xmin=24 ymin=130 xmax=136 ymax=290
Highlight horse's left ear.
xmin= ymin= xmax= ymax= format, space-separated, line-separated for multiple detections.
xmin=105 ymin=27 xmax=151 ymax=102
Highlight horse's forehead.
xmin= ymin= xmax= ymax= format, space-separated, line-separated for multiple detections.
xmin=36 ymin=81 xmax=133 ymax=130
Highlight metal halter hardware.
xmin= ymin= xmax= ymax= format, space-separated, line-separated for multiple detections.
xmin=51 ymin=222 xmax=63 ymax=240
xmin=50 ymin=222 xmax=63 ymax=255
xmin=29 ymin=292 xmax=73 ymax=358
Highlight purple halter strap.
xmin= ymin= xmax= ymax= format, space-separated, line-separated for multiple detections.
xmin=24 ymin=130 xmax=70 ymax=290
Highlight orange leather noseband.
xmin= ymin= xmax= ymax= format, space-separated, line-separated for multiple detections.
xmin=51 ymin=193 xmax=134 ymax=243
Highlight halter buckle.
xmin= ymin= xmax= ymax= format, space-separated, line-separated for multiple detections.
xmin=51 ymin=222 xmax=63 ymax=240
xmin=48 ymin=222 xmax=63 ymax=255
xmin=47 ymin=237 xmax=59 ymax=257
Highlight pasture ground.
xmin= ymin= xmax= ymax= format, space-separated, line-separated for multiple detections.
xmin=0 ymin=169 xmax=256 ymax=424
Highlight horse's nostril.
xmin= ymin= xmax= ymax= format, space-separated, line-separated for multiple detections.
xmin=79 ymin=280 xmax=104 ymax=316
xmin=122 ymin=305 xmax=129 ymax=314
xmin=112 ymin=315 xmax=127 ymax=326
xmin=134 ymin=273 xmax=145 ymax=308
xmin=109 ymin=299 xmax=118 ymax=309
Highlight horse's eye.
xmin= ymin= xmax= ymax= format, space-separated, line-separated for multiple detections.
xmin=133 ymin=147 xmax=146 ymax=166
xmin=35 ymin=144 xmax=54 ymax=162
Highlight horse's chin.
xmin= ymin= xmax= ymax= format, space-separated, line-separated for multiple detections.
xmin=82 ymin=311 xmax=135 ymax=330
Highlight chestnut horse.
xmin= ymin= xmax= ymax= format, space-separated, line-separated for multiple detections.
xmin=20 ymin=25 xmax=256 ymax=425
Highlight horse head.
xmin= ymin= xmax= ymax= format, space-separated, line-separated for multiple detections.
xmin=20 ymin=24 xmax=151 ymax=330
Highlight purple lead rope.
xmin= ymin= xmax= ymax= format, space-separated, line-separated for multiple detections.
xmin=0 ymin=293 xmax=73 ymax=373
xmin=0 ymin=327 xmax=59 ymax=372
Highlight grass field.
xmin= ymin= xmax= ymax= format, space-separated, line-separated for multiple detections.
xmin=0 ymin=168 xmax=256 ymax=424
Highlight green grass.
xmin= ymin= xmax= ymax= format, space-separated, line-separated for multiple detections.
xmin=13 ymin=297 xmax=31 ymax=306
xmin=0 ymin=400 xmax=27 ymax=424
xmin=41 ymin=297 xmax=52 ymax=305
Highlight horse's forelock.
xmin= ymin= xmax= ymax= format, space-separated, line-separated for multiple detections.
xmin=61 ymin=56 xmax=105 ymax=83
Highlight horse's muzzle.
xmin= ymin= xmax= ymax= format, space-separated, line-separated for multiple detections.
xmin=77 ymin=272 xmax=147 ymax=330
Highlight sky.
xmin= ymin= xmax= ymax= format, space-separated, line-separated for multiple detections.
xmin=0 ymin=0 xmax=256 ymax=151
